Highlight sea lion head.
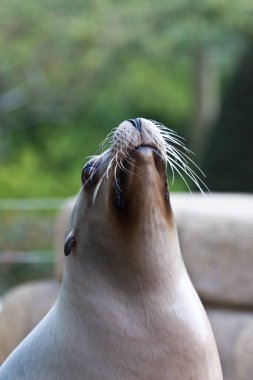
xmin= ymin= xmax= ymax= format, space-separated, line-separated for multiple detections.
xmin=63 ymin=118 xmax=205 ymax=287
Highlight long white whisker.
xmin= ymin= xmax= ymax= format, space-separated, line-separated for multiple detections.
xmin=106 ymin=156 xmax=116 ymax=178
xmin=92 ymin=171 xmax=107 ymax=204
xmin=167 ymin=155 xmax=209 ymax=194
xmin=166 ymin=144 xmax=206 ymax=178
xmin=113 ymin=153 xmax=123 ymax=193
xmin=151 ymin=120 xmax=208 ymax=193
xmin=169 ymin=161 xmax=193 ymax=193
xmin=166 ymin=159 xmax=175 ymax=185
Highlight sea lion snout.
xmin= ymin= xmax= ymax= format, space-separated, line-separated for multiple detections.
xmin=112 ymin=118 xmax=167 ymax=161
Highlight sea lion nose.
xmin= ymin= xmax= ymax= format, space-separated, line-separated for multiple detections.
xmin=127 ymin=118 xmax=142 ymax=132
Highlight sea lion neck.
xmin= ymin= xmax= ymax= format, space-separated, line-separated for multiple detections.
xmin=62 ymin=201 xmax=183 ymax=302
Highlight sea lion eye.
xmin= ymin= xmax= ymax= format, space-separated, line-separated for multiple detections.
xmin=81 ymin=163 xmax=98 ymax=188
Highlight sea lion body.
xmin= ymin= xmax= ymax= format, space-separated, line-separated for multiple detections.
xmin=0 ymin=119 xmax=223 ymax=379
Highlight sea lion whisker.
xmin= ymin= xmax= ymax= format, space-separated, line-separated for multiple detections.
xmin=123 ymin=155 xmax=136 ymax=168
xmin=94 ymin=137 xmax=114 ymax=156
xmin=117 ymin=159 xmax=129 ymax=174
xmin=169 ymin=161 xmax=193 ymax=193
xmin=165 ymin=150 xmax=188 ymax=175
xmin=113 ymin=153 xmax=123 ymax=192
xmin=183 ymin=166 xmax=209 ymax=193
xmin=162 ymin=132 xmax=191 ymax=152
xmin=150 ymin=125 xmax=209 ymax=192
xmin=116 ymin=150 xmax=129 ymax=172
xmin=119 ymin=148 xmax=137 ymax=175
xmin=118 ymin=158 xmax=134 ymax=176
xmin=151 ymin=120 xmax=186 ymax=141
xmin=99 ymin=138 xmax=113 ymax=153
xmin=114 ymin=149 xmax=137 ymax=189
xmin=166 ymin=145 xmax=206 ymax=178
xmin=85 ymin=153 xmax=110 ymax=181
xmin=167 ymin=151 xmax=209 ymax=191
xmin=122 ymin=148 xmax=136 ymax=164
xmin=159 ymin=127 xmax=185 ymax=142
xmin=90 ymin=158 xmax=101 ymax=171
xmin=156 ymin=125 xmax=191 ymax=149
xmin=164 ymin=140 xmax=192 ymax=162
xmin=165 ymin=151 xmax=196 ymax=178
xmin=167 ymin=156 xmax=208 ymax=194
xmin=86 ymin=149 xmax=112 ymax=168
xmin=106 ymin=156 xmax=116 ymax=178
xmin=89 ymin=154 xmax=116 ymax=204
xmin=166 ymin=159 xmax=175 ymax=184
xmin=98 ymin=129 xmax=116 ymax=152
xmin=123 ymin=156 xmax=137 ymax=174
xmin=150 ymin=126 xmax=178 ymax=148
xmin=115 ymin=151 xmax=120 ymax=169
xmin=114 ymin=163 xmax=122 ymax=193
xmin=120 ymin=158 xmax=139 ymax=178
xmin=92 ymin=171 xmax=108 ymax=205
xmin=165 ymin=146 xmax=190 ymax=168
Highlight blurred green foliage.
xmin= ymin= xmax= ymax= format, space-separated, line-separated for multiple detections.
xmin=0 ymin=0 xmax=253 ymax=197
xmin=0 ymin=211 xmax=54 ymax=251
xmin=0 ymin=259 xmax=54 ymax=294
xmin=0 ymin=207 xmax=56 ymax=293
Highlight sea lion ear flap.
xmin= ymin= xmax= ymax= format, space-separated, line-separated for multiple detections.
xmin=64 ymin=231 xmax=76 ymax=256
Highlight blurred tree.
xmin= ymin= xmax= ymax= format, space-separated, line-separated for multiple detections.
xmin=203 ymin=45 xmax=253 ymax=192
xmin=0 ymin=0 xmax=253 ymax=196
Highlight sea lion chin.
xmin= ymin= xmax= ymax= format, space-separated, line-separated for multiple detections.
xmin=0 ymin=117 xmax=223 ymax=380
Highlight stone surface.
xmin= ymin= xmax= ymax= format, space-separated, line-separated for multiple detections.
xmin=171 ymin=193 xmax=253 ymax=307
xmin=207 ymin=308 xmax=253 ymax=380
xmin=0 ymin=280 xmax=60 ymax=363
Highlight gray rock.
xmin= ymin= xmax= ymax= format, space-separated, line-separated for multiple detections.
xmin=208 ymin=308 xmax=253 ymax=380
xmin=171 ymin=193 xmax=253 ymax=307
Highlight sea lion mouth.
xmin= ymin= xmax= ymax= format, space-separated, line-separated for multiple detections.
xmin=133 ymin=144 xmax=163 ymax=159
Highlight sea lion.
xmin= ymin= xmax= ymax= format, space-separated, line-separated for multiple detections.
xmin=0 ymin=118 xmax=223 ymax=379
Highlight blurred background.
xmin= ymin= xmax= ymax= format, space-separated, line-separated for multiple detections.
xmin=0 ymin=1 xmax=253 ymax=292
